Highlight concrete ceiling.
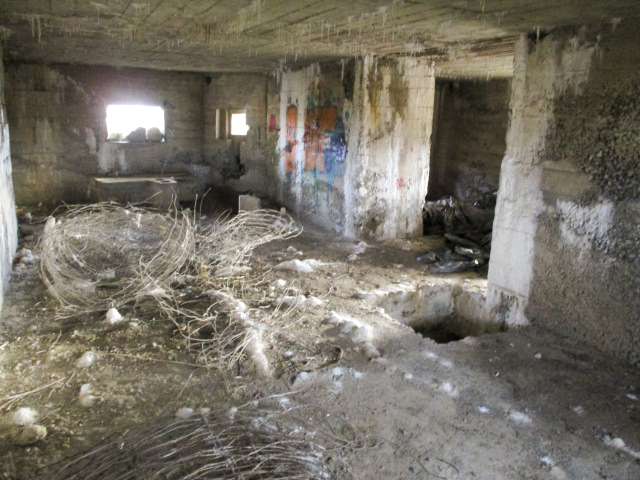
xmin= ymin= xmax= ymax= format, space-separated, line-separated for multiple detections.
xmin=0 ymin=1 xmax=637 ymax=76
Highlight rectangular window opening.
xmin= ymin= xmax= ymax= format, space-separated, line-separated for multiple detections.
xmin=106 ymin=105 xmax=165 ymax=142
xmin=230 ymin=112 xmax=249 ymax=136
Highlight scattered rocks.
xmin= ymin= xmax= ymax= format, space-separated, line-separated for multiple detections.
xmin=105 ymin=308 xmax=124 ymax=325
xmin=11 ymin=407 xmax=37 ymax=426
xmin=15 ymin=424 xmax=47 ymax=445
xmin=76 ymin=351 xmax=98 ymax=368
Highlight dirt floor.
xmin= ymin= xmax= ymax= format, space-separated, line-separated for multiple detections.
xmin=0 ymin=202 xmax=639 ymax=479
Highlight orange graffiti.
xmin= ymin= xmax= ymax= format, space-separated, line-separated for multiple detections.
xmin=285 ymin=106 xmax=297 ymax=174
xmin=304 ymin=106 xmax=338 ymax=172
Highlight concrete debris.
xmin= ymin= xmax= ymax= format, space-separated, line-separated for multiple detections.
xmin=10 ymin=407 xmax=37 ymax=426
xmin=269 ymin=279 xmax=287 ymax=290
xmin=238 ymin=194 xmax=262 ymax=212
xmin=105 ymin=307 xmax=124 ymax=324
xmin=175 ymin=407 xmax=194 ymax=419
xmin=15 ymin=424 xmax=47 ymax=445
xmin=76 ymin=351 xmax=98 ymax=368
xmin=328 ymin=311 xmax=379 ymax=359
xmin=124 ymin=127 xmax=146 ymax=142
xmin=509 ymin=411 xmax=533 ymax=424
xmin=78 ymin=383 xmax=99 ymax=407
xmin=274 ymin=258 xmax=320 ymax=273
xmin=603 ymin=435 xmax=640 ymax=460
xmin=15 ymin=248 xmax=37 ymax=265
xmin=353 ymin=241 xmax=368 ymax=254
xmin=146 ymin=127 xmax=164 ymax=142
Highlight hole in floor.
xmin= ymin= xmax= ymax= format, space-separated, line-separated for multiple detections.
xmin=411 ymin=317 xmax=467 ymax=343
xmin=357 ymin=281 xmax=506 ymax=343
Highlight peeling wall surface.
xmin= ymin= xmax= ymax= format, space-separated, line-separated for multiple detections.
xmin=6 ymin=64 xmax=274 ymax=207
xmin=428 ymin=79 xmax=510 ymax=201
xmin=203 ymin=74 xmax=278 ymax=197
xmin=487 ymin=23 xmax=640 ymax=365
xmin=0 ymin=51 xmax=18 ymax=313
xmin=278 ymin=58 xmax=435 ymax=239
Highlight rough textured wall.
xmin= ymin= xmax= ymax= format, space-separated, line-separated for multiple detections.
xmin=528 ymin=22 xmax=640 ymax=366
xmin=0 ymin=52 xmax=17 ymax=314
xmin=6 ymin=64 xmax=206 ymax=207
xmin=487 ymin=23 xmax=640 ymax=365
xmin=428 ymin=79 xmax=510 ymax=202
xmin=278 ymin=62 xmax=352 ymax=232
xmin=277 ymin=57 xmax=434 ymax=239
xmin=204 ymin=74 xmax=277 ymax=197
xmin=346 ymin=56 xmax=435 ymax=239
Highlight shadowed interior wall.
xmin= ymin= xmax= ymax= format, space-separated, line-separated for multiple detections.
xmin=6 ymin=63 xmax=206 ymax=207
xmin=203 ymin=74 xmax=278 ymax=198
xmin=6 ymin=64 xmax=274 ymax=208
xmin=0 ymin=50 xmax=18 ymax=314
xmin=428 ymin=79 xmax=510 ymax=202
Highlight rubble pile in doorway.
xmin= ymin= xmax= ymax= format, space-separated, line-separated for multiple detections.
xmin=420 ymin=193 xmax=496 ymax=274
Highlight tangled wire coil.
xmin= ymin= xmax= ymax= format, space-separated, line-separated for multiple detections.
xmin=38 ymin=203 xmax=195 ymax=315
xmin=50 ymin=408 xmax=339 ymax=480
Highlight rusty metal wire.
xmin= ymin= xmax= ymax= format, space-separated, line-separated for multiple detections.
xmin=38 ymin=203 xmax=195 ymax=316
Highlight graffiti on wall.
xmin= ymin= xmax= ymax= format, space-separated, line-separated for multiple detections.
xmin=303 ymin=106 xmax=347 ymax=175
xmin=285 ymin=105 xmax=297 ymax=174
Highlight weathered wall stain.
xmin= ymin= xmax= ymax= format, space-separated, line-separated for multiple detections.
xmin=285 ymin=105 xmax=297 ymax=175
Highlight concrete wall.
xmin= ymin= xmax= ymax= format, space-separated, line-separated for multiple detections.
xmin=486 ymin=23 xmax=640 ymax=365
xmin=428 ymin=79 xmax=510 ymax=202
xmin=277 ymin=57 xmax=435 ymax=239
xmin=6 ymin=64 xmax=275 ymax=208
xmin=277 ymin=62 xmax=352 ymax=232
xmin=348 ymin=57 xmax=435 ymax=239
xmin=0 ymin=50 xmax=18 ymax=314
xmin=204 ymin=74 xmax=279 ymax=197
xmin=6 ymin=64 xmax=207 ymax=207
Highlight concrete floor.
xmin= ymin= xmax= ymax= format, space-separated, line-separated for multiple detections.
xmin=0 ymin=211 xmax=638 ymax=479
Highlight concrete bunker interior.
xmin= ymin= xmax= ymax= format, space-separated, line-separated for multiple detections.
xmin=0 ymin=2 xmax=639 ymax=479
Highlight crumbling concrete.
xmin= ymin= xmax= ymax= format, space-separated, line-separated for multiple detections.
xmin=278 ymin=57 xmax=434 ymax=240
xmin=0 ymin=51 xmax=17 ymax=314
xmin=347 ymin=57 xmax=435 ymax=240
xmin=487 ymin=22 xmax=640 ymax=365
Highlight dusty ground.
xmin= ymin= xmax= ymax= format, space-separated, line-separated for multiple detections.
xmin=0 ymin=204 xmax=639 ymax=479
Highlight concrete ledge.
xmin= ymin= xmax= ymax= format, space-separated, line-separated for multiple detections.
xmin=89 ymin=174 xmax=205 ymax=209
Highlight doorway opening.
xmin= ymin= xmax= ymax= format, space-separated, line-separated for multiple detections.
xmin=421 ymin=78 xmax=511 ymax=278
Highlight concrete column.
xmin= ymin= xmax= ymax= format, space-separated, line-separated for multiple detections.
xmin=0 ymin=48 xmax=18 ymax=313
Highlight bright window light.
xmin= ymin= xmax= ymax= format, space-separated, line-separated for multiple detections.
xmin=231 ymin=113 xmax=249 ymax=136
xmin=106 ymin=105 xmax=165 ymax=141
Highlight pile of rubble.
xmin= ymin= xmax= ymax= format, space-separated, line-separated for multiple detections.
xmin=420 ymin=192 xmax=496 ymax=274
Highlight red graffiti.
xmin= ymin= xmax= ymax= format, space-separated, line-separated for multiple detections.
xmin=269 ymin=114 xmax=278 ymax=132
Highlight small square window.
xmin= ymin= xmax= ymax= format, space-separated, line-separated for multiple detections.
xmin=106 ymin=105 xmax=165 ymax=142
xmin=230 ymin=113 xmax=249 ymax=136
